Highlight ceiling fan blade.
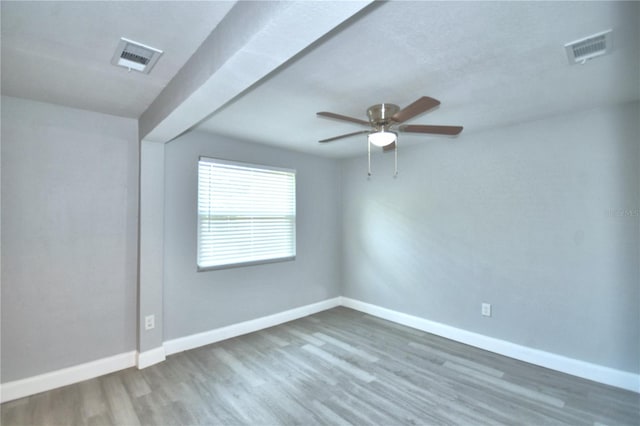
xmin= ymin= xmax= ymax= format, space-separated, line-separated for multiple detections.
xmin=399 ymin=124 xmax=463 ymax=135
xmin=391 ymin=96 xmax=441 ymax=123
xmin=317 ymin=111 xmax=370 ymax=126
xmin=319 ymin=130 xmax=369 ymax=143
xmin=382 ymin=142 xmax=396 ymax=152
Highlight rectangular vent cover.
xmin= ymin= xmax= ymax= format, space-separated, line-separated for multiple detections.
xmin=565 ymin=30 xmax=612 ymax=65
xmin=111 ymin=38 xmax=163 ymax=74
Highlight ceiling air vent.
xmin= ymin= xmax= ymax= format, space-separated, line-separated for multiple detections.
xmin=111 ymin=37 xmax=163 ymax=74
xmin=564 ymin=30 xmax=612 ymax=65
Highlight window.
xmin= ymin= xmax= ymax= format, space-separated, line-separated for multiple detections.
xmin=197 ymin=157 xmax=296 ymax=270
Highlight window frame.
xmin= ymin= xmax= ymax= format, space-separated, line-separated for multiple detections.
xmin=196 ymin=156 xmax=297 ymax=272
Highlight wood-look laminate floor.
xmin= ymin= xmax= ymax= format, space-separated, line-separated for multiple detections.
xmin=2 ymin=307 xmax=639 ymax=425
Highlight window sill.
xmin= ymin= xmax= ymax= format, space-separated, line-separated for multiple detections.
xmin=197 ymin=256 xmax=296 ymax=272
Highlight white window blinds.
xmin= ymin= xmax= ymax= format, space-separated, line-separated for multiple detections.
xmin=197 ymin=157 xmax=296 ymax=270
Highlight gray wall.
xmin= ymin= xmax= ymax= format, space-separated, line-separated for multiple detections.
xmin=138 ymin=141 xmax=165 ymax=352
xmin=341 ymin=102 xmax=640 ymax=374
xmin=163 ymin=131 xmax=342 ymax=340
xmin=1 ymin=96 xmax=139 ymax=382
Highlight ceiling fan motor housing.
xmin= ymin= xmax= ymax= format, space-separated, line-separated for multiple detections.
xmin=367 ymin=103 xmax=399 ymax=130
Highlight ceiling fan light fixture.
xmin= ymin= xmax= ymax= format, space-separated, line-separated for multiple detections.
xmin=368 ymin=130 xmax=397 ymax=147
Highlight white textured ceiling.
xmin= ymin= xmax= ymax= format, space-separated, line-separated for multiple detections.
xmin=196 ymin=1 xmax=640 ymax=158
xmin=1 ymin=1 xmax=235 ymax=118
xmin=2 ymin=1 xmax=638 ymax=157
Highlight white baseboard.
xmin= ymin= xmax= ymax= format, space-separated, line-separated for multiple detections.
xmin=340 ymin=297 xmax=640 ymax=393
xmin=0 ymin=351 xmax=136 ymax=403
xmin=164 ymin=297 xmax=342 ymax=356
xmin=137 ymin=347 xmax=166 ymax=369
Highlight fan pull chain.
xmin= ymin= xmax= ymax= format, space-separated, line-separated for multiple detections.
xmin=394 ymin=140 xmax=398 ymax=177
xmin=367 ymin=140 xmax=372 ymax=176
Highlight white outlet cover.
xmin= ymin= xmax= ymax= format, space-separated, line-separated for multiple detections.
xmin=145 ymin=315 xmax=155 ymax=330
xmin=481 ymin=303 xmax=492 ymax=317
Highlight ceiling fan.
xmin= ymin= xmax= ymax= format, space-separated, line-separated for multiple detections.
xmin=317 ymin=96 xmax=463 ymax=176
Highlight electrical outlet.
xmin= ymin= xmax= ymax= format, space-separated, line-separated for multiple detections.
xmin=481 ymin=303 xmax=491 ymax=317
xmin=144 ymin=314 xmax=155 ymax=330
